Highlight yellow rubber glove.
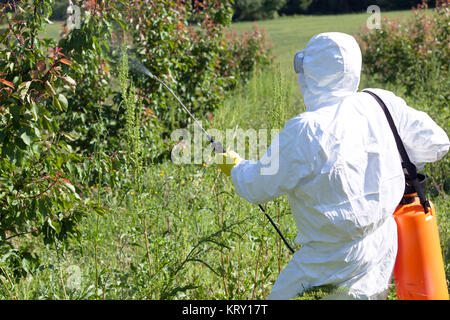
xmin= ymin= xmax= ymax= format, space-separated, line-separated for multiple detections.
xmin=216 ymin=150 xmax=243 ymax=176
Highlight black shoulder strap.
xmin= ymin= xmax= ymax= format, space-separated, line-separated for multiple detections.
xmin=363 ymin=90 xmax=430 ymax=213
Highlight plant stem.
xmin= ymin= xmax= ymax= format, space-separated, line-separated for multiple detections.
xmin=94 ymin=214 xmax=99 ymax=299
xmin=215 ymin=177 xmax=229 ymax=297
xmin=141 ymin=214 xmax=153 ymax=277
xmin=93 ymin=103 xmax=104 ymax=299
xmin=0 ymin=266 xmax=14 ymax=299
xmin=252 ymin=237 xmax=263 ymax=299
xmin=59 ymin=267 xmax=68 ymax=299
xmin=277 ymin=201 xmax=282 ymax=274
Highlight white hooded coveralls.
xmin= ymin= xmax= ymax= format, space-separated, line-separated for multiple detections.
xmin=231 ymin=32 xmax=450 ymax=299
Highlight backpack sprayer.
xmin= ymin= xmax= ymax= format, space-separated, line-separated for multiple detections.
xmin=129 ymin=58 xmax=296 ymax=255
xmin=364 ymin=90 xmax=448 ymax=300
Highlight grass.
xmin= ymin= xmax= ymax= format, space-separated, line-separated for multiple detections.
xmin=0 ymin=20 xmax=64 ymax=41
xmin=39 ymin=20 xmax=65 ymax=40
xmin=1 ymin=10 xmax=448 ymax=300
xmin=232 ymin=10 xmax=415 ymax=83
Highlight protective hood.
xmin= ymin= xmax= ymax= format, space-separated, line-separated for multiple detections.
xmin=297 ymin=32 xmax=362 ymax=111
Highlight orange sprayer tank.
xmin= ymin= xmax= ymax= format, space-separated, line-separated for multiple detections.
xmin=393 ymin=194 xmax=449 ymax=300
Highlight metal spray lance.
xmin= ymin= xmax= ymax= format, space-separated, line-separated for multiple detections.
xmin=129 ymin=58 xmax=295 ymax=254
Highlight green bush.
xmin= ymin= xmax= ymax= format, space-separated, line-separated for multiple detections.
xmin=50 ymin=0 xmax=67 ymax=20
xmin=55 ymin=0 xmax=271 ymax=161
xmin=0 ymin=0 xmax=88 ymax=275
xmin=124 ymin=0 xmax=272 ymax=134
xmin=56 ymin=1 xmax=122 ymax=154
xmin=233 ymin=0 xmax=288 ymax=21
xmin=357 ymin=1 xmax=448 ymax=94
xmin=220 ymin=25 xmax=273 ymax=91
xmin=0 ymin=0 xmax=274 ymax=278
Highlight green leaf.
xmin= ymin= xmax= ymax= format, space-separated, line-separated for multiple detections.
xmin=0 ymin=130 xmax=7 ymax=144
xmin=58 ymin=94 xmax=68 ymax=111
xmin=30 ymin=102 xmax=38 ymax=121
xmin=17 ymin=81 xmax=31 ymax=101
xmin=92 ymin=204 xmax=108 ymax=216
xmin=45 ymin=81 xmax=56 ymax=96
xmin=19 ymin=127 xmax=33 ymax=146
xmin=61 ymin=75 xmax=76 ymax=92
xmin=48 ymin=218 xmax=61 ymax=234
xmin=53 ymin=96 xmax=63 ymax=112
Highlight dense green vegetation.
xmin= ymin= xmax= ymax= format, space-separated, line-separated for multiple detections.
xmin=0 ymin=1 xmax=448 ymax=300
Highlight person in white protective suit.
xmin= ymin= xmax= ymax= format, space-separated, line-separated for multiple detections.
xmin=216 ymin=32 xmax=450 ymax=299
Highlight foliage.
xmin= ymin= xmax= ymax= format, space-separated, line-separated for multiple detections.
xmin=279 ymin=0 xmax=314 ymax=15
xmin=56 ymin=0 xmax=122 ymax=154
xmin=124 ymin=0 xmax=272 ymax=135
xmin=293 ymin=284 xmax=338 ymax=300
xmin=221 ymin=25 xmax=273 ymax=92
xmin=0 ymin=0 xmax=127 ymax=279
xmin=357 ymin=1 xmax=449 ymax=93
xmin=0 ymin=159 xmax=291 ymax=299
xmin=119 ymin=46 xmax=143 ymax=176
xmin=50 ymin=0 xmax=68 ymax=20
xmin=0 ymin=0 xmax=273 ymax=279
xmin=0 ymin=0 xmax=88 ymax=276
xmin=233 ymin=0 xmax=288 ymax=21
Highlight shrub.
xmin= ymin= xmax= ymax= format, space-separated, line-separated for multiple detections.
xmin=233 ymin=0 xmax=288 ymax=21
xmin=357 ymin=0 xmax=449 ymax=96
xmin=0 ymin=0 xmax=88 ymax=275
xmin=56 ymin=0 xmax=122 ymax=154
xmin=220 ymin=25 xmax=273 ymax=91
xmin=0 ymin=0 xmax=273 ymax=278
xmin=51 ymin=0 xmax=272 ymax=162
xmin=124 ymin=0 xmax=272 ymax=136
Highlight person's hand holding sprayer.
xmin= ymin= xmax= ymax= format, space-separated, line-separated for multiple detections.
xmin=216 ymin=151 xmax=242 ymax=176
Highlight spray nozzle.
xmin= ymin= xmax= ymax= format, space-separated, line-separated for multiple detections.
xmin=129 ymin=58 xmax=155 ymax=79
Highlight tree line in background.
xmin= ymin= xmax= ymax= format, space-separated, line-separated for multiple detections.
xmin=234 ymin=0 xmax=437 ymax=21
xmin=46 ymin=0 xmax=437 ymax=21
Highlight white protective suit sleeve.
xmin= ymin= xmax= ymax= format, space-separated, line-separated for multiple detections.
xmin=367 ymin=88 xmax=450 ymax=171
xmin=231 ymin=117 xmax=323 ymax=205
